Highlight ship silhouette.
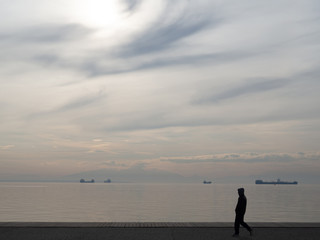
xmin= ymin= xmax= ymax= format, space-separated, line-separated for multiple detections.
xmin=255 ymin=179 xmax=298 ymax=185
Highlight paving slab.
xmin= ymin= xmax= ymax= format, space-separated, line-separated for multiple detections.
xmin=0 ymin=223 xmax=319 ymax=240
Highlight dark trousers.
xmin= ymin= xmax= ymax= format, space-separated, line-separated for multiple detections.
xmin=234 ymin=213 xmax=252 ymax=234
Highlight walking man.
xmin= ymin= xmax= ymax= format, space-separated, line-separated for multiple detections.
xmin=233 ymin=188 xmax=253 ymax=237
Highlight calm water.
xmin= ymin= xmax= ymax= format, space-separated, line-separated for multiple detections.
xmin=0 ymin=182 xmax=319 ymax=222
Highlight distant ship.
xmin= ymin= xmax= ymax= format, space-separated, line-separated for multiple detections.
xmin=80 ymin=179 xmax=95 ymax=183
xmin=255 ymin=179 xmax=298 ymax=185
xmin=203 ymin=180 xmax=212 ymax=184
xmin=104 ymin=179 xmax=111 ymax=183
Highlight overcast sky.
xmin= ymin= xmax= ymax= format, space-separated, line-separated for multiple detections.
xmin=1 ymin=0 xmax=320 ymax=183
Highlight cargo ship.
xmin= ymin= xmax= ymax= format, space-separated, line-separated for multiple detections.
xmin=203 ymin=180 xmax=212 ymax=184
xmin=255 ymin=179 xmax=298 ymax=185
xmin=80 ymin=179 xmax=95 ymax=183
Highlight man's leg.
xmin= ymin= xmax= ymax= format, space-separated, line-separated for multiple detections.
xmin=240 ymin=221 xmax=252 ymax=232
xmin=239 ymin=216 xmax=252 ymax=235
xmin=234 ymin=215 xmax=241 ymax=235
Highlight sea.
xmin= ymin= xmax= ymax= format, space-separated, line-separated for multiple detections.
xmin=0 ymin=182 xmax=319 ymax=222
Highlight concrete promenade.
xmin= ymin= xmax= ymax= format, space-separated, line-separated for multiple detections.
xmin=0 ymin=222 xmax=319 ymax=240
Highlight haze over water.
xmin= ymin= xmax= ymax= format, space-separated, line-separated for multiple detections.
xmin=1 ymin=182 xmax=319 ymax=222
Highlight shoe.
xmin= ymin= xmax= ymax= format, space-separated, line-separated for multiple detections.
xmin=232 ymin=234 xmax=239 ymax=238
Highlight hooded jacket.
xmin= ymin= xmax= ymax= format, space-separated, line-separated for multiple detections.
xmin=235 ymin=190 xmax=247 ymax=215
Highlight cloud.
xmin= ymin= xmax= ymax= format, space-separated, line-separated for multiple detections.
xmin=194 ymin=78 xmax=290 ymax=104
xmin=4 ymin=0 xmax=315 ymax=79
xmin=0 ymin=145 xmax=15 ymax=150
xmin=117 ymin=18 xmax=212 ymax=57
xmin=0 ymin=23 xmax=95 ymax=75
xmin=57 ymin=93 xmax=106 ymax=112
xmin=76 ymin=50 xmax=251 ymax=77
xmin=2 ymin=0 xmax=319 ymax=80
xmin=160 ymin=152 xmax=320 ymax=164
xmin=121 ymin=0 xmax=142 ymax=13
xmin=28 ymin=91 xmax=107 ymax=120
xmin=0 ymin=23 xmax=93 ymax=44
xmin=116 ymin=1 xmax=215 ymax=57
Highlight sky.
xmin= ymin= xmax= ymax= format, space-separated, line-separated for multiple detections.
xmin=1 ymin=0 xmax=320 ymax=183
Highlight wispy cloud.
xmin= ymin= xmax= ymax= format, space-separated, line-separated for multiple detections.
xmin=121 ymin=0 xmax=142 ymax=13
xmin=0 ymin=23 xmax=93 ymax=43
xmin=121 ymin=1 xmax=207 ymax=54
xmin=160 ymin=152 xmax=320 ymax=164
xmin=117 ymin=17 xmax=213 ymax=57
xmin=194 ymin=78 xmax=290 ymax=104
xmin=57 ymin=93 xmax=106 ymax=112
xmin=28 ymin=91 xmax=106 ymax=120
xmin=0 ymin=145 xmax=15 ymax=150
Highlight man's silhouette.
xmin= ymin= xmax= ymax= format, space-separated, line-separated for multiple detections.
xmin=233 ymin=188 xmax=253 ymax=237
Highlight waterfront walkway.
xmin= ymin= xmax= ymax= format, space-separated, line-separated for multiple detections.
xmin=0 ymin=222 xmax=319 ymax=240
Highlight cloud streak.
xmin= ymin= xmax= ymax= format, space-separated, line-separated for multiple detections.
xmin=28 ymin=91 xmax=107 ymax=121
xmin=0 ymin=23 xmax=93 ymax=44
xmin=194 ymin=78 xmax=291 ymax=104
xmin=159 ymin=152 xmax=318 ymax=164
xmin=0 ymin=145 xmax=15 ymax=150
xmin=117 ymin=18 xmax=213 ymax=57
xmin=121 ymin=0 xmax=142 ymax=13
xmin=117 ymin=1 xmax=215 ymax=57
